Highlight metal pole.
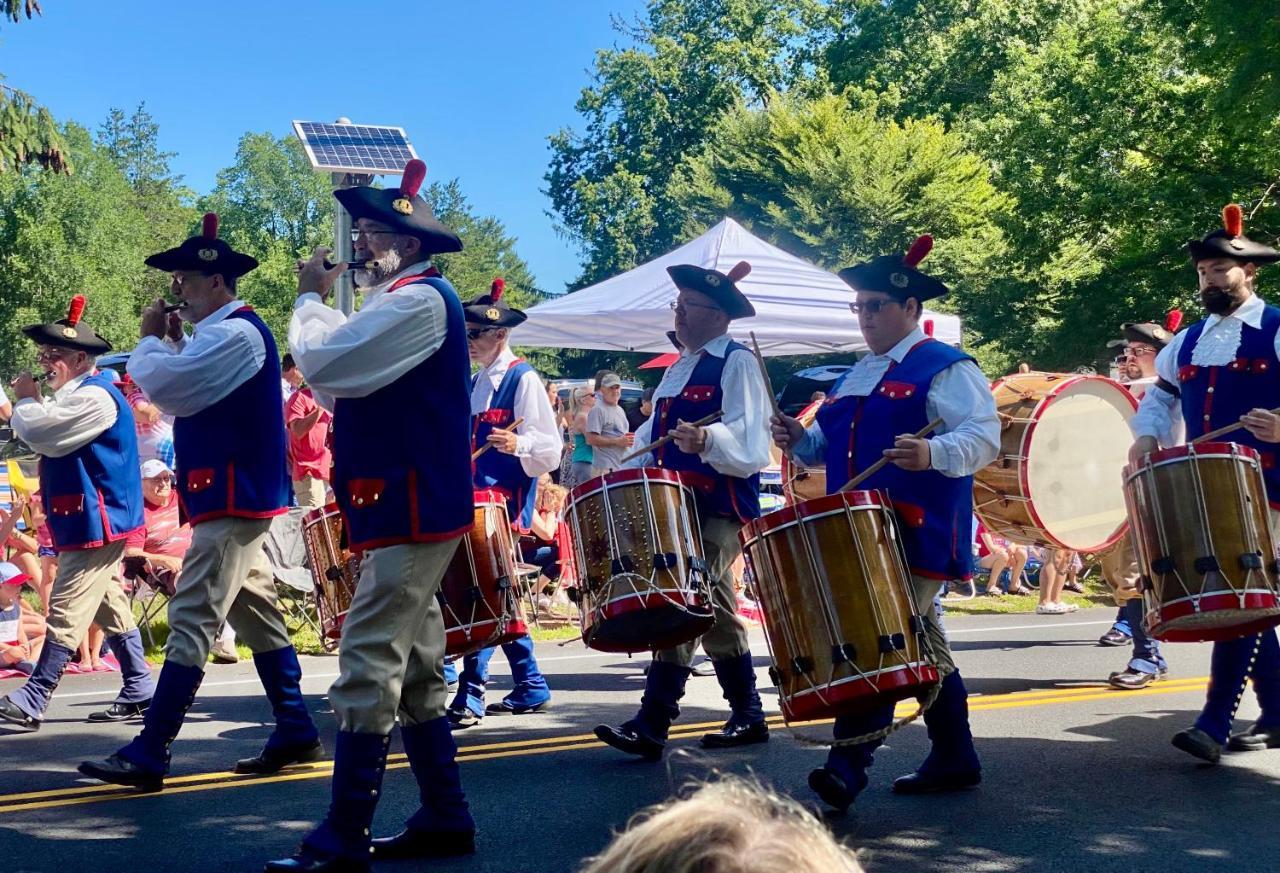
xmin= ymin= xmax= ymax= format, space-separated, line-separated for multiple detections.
xmin=332 ymin=171 xmax=355 ymax=315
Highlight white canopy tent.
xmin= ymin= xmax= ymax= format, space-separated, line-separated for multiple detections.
xmin=517 ymin=218 xmax=961 ymax=356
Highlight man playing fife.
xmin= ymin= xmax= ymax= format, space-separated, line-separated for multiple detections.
xmin=595 ymin=259 xmax=773 ymax=760
xmin=268 ymin=159 xmax=476 ymax=872
xmin=79 ymin=213 xmax=320 ymax=790
xmin=1130 ymin=204 xmax=1280 ymax=764
xmin=448 ymin=278 xmax=561 ymax=728
xmin=773 ymin=235 xmax=999 ymax=812
xmin=0 ymin=296 xmax=155 ymax=732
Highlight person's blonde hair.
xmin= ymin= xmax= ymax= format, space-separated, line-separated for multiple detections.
xmin=537 ymin=481 xmax=569 ymax=514
xmin=579 ymin=776 xmax=864 ymax=873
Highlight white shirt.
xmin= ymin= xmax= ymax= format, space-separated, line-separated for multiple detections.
xmin=12 ymin=371 xmax=118 ymax=458
xmin=1131 ymin=293 xmax=1280 ymax=445
xmin=791 ymin=327 xmax=1000 ymax=478
xmin=288 ymin=260 xmax=448 ymax=412
xmin=471 ymin=345 xmax=562 ymax=478
xmin=627 ymin=334 xmax=772 ymax=479
xmin=128 ymin=298 xmax=268 ymax=418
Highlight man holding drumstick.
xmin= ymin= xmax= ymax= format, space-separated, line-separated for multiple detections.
xmin=1130 ymin=204 xmax=1280 ymax=764
xmin=772 ymin=235 xmax=999 ymax=813
xmin=595 ymin=260 xmax=773 ymax=760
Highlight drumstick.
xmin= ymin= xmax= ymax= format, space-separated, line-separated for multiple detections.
xmin=471 ymin=417 xmax=525 ymax=461
xmin=621 ymin=410 xmax=724 ymax=463
xmin=839 ymin=417 xmax=945 ymax=491
xmin=1192 ymin=407 xmax=1280 ymax=444
xmin=749 ymin=331 xmax=791 ymax=460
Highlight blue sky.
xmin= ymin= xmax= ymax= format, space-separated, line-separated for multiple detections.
xmin=0 ymin=0 xmax=647 ymax=293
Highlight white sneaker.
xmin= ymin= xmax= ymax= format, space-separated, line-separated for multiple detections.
xmin=1061 ymin=602 xmax=1080 ymax=613
xmin=1036 ymin=602 xmax=1067 ymax=615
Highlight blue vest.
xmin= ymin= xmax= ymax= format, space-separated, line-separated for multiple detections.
xmin=40 ymin=373 xmax=144 ymax=551
xmin=472 ymin=359 xmax=538 ymax=531
xmin=652 ymin=344 xmax=761 ymax=522
xmin=332 ymin=276 xmax=474 ymax=551
xmin=816 ymin=339 xmax=975 ymax=580
xmin=171 ymin=307 xmax=290 ymax=525
xmin=1177 ymin=305 xmax=1280 ymax=504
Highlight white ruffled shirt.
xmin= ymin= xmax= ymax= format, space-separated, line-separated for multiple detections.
xmin=471 ymin=345 xmax=563 ymax=478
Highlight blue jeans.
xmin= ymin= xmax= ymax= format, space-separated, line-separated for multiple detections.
xmin=1110 ymin=606 xmax=1132 ymax=638
xmin=450 ymin=635 xmax=550 ymax=716
xmin=1124 ymin=599 xmax=1164 ymax=674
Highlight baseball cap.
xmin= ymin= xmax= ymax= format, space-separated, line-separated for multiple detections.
xmin=140 ymin=459 xmax=173 ymax=480
xmin=0 ymin=562 xmax=29 ymax=586
xmin=599 ymin=374 xmax=622 ymax=388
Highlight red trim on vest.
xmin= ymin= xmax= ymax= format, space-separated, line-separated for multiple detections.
xmin=387 ymin=267 xmax=442 ymax=293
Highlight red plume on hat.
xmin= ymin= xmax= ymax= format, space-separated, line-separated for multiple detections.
xmin=1165 ymin=308 xmax=1183 ymax=333
xmin=1222 ymin=204 xmax=1243 ymax=238
xmin=903 ymin=234 xmax=933 ymax=268
xmin=727 ymin=261 xmax=751 ymax=283
xmin=400 ymin=159 xmax=427 ymax=199
xmin=66 ymin=294 xmax=86 ymax=326
xmin=202 ymin=212 xmax=219 ymax=240
xmin=490 ymin=278 xmax=505 ymax=303
xmin=923 ymin=318 xmax=935 ymax=337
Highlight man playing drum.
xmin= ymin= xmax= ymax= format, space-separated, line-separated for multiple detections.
xmin=266 ymin=160 xmax=477 ymax=872
xmin=594 ymin=260 xmax=773 ymax=760
xmin=772 ymin=235 xmax=999 ymax=813
xmin=1130 ymin=204 xmax=1280 ymax=764
xmin=80 ymin=215 xmax=320 ymax=791
xmin=1098 ymin=314 xmax=1179 ymax=690
xmin=448 ymin=278 xmax=561 ymax=729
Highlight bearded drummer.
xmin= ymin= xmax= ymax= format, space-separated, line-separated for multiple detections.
xmin=1097 ymin=314 xmax=1181 ymax=690
xmin=266 ymin=160 xmax=477 ymax=871
xmin=447 ymin=279 xmax=562 ymax=729
xmin=80 ymin=215 xmax=320 ymax=791
xmin=595 ymin=260 xmax=773 ymax=760
xmin=772 ymin=235 xmax=1000 ymax=813
xmin=1129 ymin=204 xmax=1280 ymax=764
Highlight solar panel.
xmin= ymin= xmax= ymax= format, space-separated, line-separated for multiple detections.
xmin=292 ymin=121 xmax=418 ymax=174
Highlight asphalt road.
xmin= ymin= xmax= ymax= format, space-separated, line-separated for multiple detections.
xmin=0 ymin=606 xmax=1276 ymax=873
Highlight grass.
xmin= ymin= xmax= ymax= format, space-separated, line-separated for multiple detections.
xmin=941 ymin=579 xmax=1115 ymax=616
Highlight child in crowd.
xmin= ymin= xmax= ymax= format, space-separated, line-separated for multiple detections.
xmin=0 ymin=562 xmax=41 ymax=675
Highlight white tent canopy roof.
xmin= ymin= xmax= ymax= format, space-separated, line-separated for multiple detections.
xmin=517 ymin=217 xmax=961 ymax=356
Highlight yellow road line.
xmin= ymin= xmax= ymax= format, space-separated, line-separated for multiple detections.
xmin=0 ymin=677 xmax=1210 ymax=814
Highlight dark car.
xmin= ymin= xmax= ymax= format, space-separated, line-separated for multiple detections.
xmin=777 ymin=365 xmax=851 ymax=415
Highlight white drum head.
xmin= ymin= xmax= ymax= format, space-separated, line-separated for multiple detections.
xmin=1025 ymin=379 xmax=1133 ymax=551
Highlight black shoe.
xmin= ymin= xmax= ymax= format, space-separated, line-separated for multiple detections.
xmin=87 ymin=700 xmax=150 ymax=723
xmin=1227 ymin=724 xmax=1280 ymax=752
xmin=370 ymin=827 xmax=476 ymax=860
xmin=1097 ymin=628 xmax=1131 ymax=647
xmin=0 ymin=697 xmax=39 ymax=732
xmin=808 ymin=768 xmax=854 ymax=814
xmin=264 ymin=847 xmax=369 ymax=873
xmin=594 ymin=724 xmax=664 ymax=761
xmin=892 ymin=769 xmax=982 ymax=795
xmin=1171 ymin=727 xmax=1222 ymax=764
xmin=447 ymin=708 xmax=481 ymax=730
xmin=1108 ymin=668 xmax=1159 ymax=690
xmin=700 ymin=720 xmax=769 ymax=749
xmin=235 ymin=738 xmax=325 ymax=774
xmin=77 ymin=754 xmax=164 ymax=792
xmin=484 ymin=700 xmax=550 ymax=716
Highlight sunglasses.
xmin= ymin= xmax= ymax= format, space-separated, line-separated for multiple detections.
xmin=467 ymin=328 xmax=499 ymax=340
xmin=848 ymin=299 xmax=902 ymax=316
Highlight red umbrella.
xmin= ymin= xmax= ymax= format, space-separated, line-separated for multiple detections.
xmin=640 ymin=352 xmax=679 ymax=370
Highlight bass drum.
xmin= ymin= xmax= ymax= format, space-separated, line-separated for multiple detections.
xmin=975 ymin=372 xmax=1135 ymax=552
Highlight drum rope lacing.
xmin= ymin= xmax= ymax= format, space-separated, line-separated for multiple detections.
xmin=781 ymin=671 xmax=945 ymax=749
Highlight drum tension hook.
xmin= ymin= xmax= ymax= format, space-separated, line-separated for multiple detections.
xmin=1193 ymin=556 xmax=1220 ymax=574
xmin=830 ymin=642 xmax=858 ymax=665
xmin=791 ymin=656 xmax=815 ymax=675
xmin=496 ymin=575 xmax=513 ymax=591
xmin=325 ymin=566 xmax=344 ymax=582
xmin=878 ymin=633 xmax=907 ymax=653
xmin=651 ymin=552 xmax=678 ymax=570
xmin=768 ymin=666 xmax=784 ymax=687
xmin=1150 ymin=556 xmax=1175 ymax=575
xmin=467 ymin=585 xmax=486 ymax=603
xmin=610 ymin=556 xmax=636 ymax=575
xmin=1239 ymin=552 xmax=1264 ymax=570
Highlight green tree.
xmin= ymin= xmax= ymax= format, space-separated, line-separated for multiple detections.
xmin=0 ymin=1 xmax=68 ymax=174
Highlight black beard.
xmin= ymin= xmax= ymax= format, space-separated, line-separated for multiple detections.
xmin=1200 ymin=285 xmax=1234 ymax=315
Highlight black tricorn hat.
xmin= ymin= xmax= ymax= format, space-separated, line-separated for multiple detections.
xmin=145 ymin=213 xmax=258 ymax=279
xmin=667 ymin=261 xmax=755 ymax=319
xmin=839 ymin=235 xmax=948 ymax=302
xmin=334 ymin=159 xmax=463 ymax=256
xmin=463 ymin=278 xmax=526 ymax=328
xmin=1187 ymin=204 xmax=1280 ymax=265
xmin=22 ymin=294 xmax=112 ymax=353
xmin=1117 ymin=309 xmax=1183 ymax=349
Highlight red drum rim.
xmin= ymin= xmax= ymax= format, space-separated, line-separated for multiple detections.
xmin=1139 ymin=441 xmax=1260 ymax=467
xmin=568 ymin=466 xmax=688 ymax=504
xmin=748 ymin=489 xmax=886 ymax=537
xmin=781 ymin=664 xmax=939 ymax=723
xmin=473 ymin=488 xmax=508 ymax=507
xmin=302 ymin=502 xmax=341 ymax=525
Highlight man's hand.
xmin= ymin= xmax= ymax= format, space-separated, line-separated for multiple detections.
xmin=10 ymin=372 xmax=40 ymax=402
xmin=1129 ymin=435 xmax=1158 ymax=466
xmin=296 ymin=247 xmax=347 ymax=299
xmin=140 ymin=297 xmax=167 ymax=339
xmin=672 ymin=420 xmax=707 ymax=454
xmin=486 ymin=428 xmax=519 ymax=455
xmin=165 ymin=310 xmax=185 ymax=342
xmin=148 ymin=555 xmax=183 ymax=575
xmin=1242 ymin=408 xmax=1280 ymax=443
xmin=883 ymin=434 xmax=931 ymax=471
xmin=771 ymin=413 xmax=804 ymax=450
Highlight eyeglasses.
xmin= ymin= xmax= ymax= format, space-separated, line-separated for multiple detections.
xmin=668 ymin=300 xmax=722 ymax=315
xmin=848 ymin=299 xmax=901 ymax=316
xmin=1125 ymin=345 xmax=1157 ymax=358
xmin=35 ymin=348 xmax=76 ymax=364
xmin=467 ymin=328 xmax=498 ymax=340
xmin=145 ymin=475 xmax=173 ymax=485
xmin=349 ymin=228 xmax=400 ymax=244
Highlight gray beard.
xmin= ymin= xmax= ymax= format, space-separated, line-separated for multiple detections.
xmin=352 ymin=249 xmax=404 ymax=288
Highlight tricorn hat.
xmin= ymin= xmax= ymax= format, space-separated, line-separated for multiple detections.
xmin=667 ymin=261 xmax=755 ymax=319
xmin=334 ymin=159 xmax=463 ymax=256
xmin=1115 ymin=309 xmax=1183 ymax=349
xmin=839 ymin=235 xmax=948 ymax=303
xmin=1187 ymin=204 xmax=1280 ymax=265
xmin=22 ymin=294 xmax=112 ymax=354
xmin=463 ymin=278 xmax=526 ymax=328
xmin=144 ymin=212 xmax=258 ymax=279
